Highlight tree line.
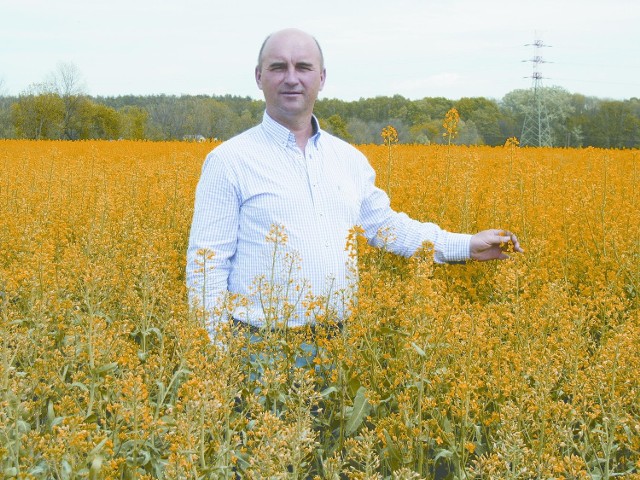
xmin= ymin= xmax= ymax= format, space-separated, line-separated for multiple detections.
xmin=1 ymin=64 xmax=639 ymax=147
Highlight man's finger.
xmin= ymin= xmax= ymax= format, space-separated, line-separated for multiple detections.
xmin=497 ymin=230 xmax=524 ymax=253
xmin=496 ymin=230 xmax=512 ymax=243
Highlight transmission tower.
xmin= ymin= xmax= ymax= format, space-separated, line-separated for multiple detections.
xmin=520 ymin=38 xmax=553 ymax=147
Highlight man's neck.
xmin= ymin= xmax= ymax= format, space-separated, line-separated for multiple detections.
xmin=290 ymin=122 xmax=314 ymax=151
xmin=268 ymin=109 xmax=315 ymax=150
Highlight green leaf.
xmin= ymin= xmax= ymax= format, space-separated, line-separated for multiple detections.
xmin=378 ymin=326 xmax=409 ymax=337
xmin=60 ymin=459 xmax=72 ymax=480
xmin=92 ymin=362 xmax=118 ymax=376
xmin=345 ymin=386 xmax=371 ymax=436
xmin=71 ymin=381 xmax=89 ymax=392
xmin=28 ymin=463 xmax=49 ymax=476
xmin=411 ymin=342 xmax=426 ymax=357
xmin=16 ymin=420 xmax=30 ymax=433
xmin=4 ymin=467 xmax=18 ymax=477
xmin=145 ymin=327 xmax=163 ymax=341
xmin=88 ymin=456 xmax=103 ymax=480
xmin=47 ymin=400 xmax=55 ymax=424
xmin=383 ymin=429 xmax=404 ymax=470
xmin=434 ymin=448 xmax=454 ymax=462
xmin=348 ymin=377 xmax=361 ymax=396
xmin=88 ymin=437 xmax=109 ymax=456
xmin=320 ymin=386 xmax=338 ymax=398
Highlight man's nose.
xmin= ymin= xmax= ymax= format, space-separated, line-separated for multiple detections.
xmin=284 ymin=67 xmax=299 ymax=84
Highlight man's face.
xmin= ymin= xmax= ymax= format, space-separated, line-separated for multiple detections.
xmin=255 ymin=30 xmax=326 ymax=128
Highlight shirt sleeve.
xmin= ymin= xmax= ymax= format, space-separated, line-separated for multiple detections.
xmin=357 ymin=159 xmax=472 ymax=264
xmin=186 ymin=150 xmax=240 ymax=335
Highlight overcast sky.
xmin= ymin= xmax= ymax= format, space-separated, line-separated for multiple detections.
xmin=2 ymin=0 xmax=639 ymax=101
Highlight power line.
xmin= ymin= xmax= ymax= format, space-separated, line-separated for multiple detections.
xmin=520 ymin=38 xmax=553 ymax=147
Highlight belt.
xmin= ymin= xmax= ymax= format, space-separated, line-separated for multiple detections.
xmin=231 ymin=318 xmax=343 ymax=336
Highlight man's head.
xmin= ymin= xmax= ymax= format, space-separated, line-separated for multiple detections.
xmin=257 ymin=29 xmax=324 ymax=70
xmin=255 ymin=28 xmax=326 ymax=130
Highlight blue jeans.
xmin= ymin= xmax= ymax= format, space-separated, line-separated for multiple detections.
xmin=233 ymin=319 xmax=338 ymax=382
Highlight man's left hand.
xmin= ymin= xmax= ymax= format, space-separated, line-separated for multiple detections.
xmin=470 ymin=229 xmax=524 ymax=261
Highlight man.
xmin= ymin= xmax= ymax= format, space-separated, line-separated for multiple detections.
xmin=186 ymin=28 xmax=523 ymax=338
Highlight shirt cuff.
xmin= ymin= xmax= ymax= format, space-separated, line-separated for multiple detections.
xmin=439 ymin=232 xmax=472 ymax=264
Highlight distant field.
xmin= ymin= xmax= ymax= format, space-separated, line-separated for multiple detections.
xmin=1 ymin=140 xmax=638 ymax=478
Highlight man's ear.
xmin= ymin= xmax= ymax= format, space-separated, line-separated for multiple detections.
xmin=255 ymin=66 xmax=263 ymax=90
xmin=319 ymin=68 xmax=326 ymax=91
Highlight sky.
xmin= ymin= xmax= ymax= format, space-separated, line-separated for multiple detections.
xmin=1 ymin=0 xmax=639 ymax=102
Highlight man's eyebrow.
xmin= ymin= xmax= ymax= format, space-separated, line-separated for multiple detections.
xmin=267 ymin=61 xmax=287 ymax=68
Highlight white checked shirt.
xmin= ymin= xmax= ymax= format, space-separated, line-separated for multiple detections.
xmin=186 ymin=112 xmax=471 ymax=331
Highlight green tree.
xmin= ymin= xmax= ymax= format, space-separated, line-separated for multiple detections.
xmin=314 ymin=97 xmax=352 ymax=119
xmin=321 ymin=114 xmax=353 ymax=142
xmin=51 ymin=62 xmax=87 ymax=139
xmin=457 ymin=119 xmax=482 ymax=145
xmin=12 ymin=83 xmax=64 ymax=139
xmin=0 ymin=96 xmax=15 ymax=138
xmin=202 ymin=98 xmax=236 ymax=140
xmin=147 ymin=95 xmax=187 ymax=140
xmin=455 ymin=97 xmax=503 ymax=145
xmin=591 ymin=100 xmax=638 ymax=148
xmin=119 ymin=106 xmax=148 ymax=140
xmin=408 ymin=121 xmax=438 ymax=144
xmin=84 ymin=103 xmax=120 ymax=139
xmin=410 ymin=97 xmax=454 ymax=125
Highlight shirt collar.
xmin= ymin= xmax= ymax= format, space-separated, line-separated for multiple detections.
xmin=261 ymin=111 xmax=322 ymax=148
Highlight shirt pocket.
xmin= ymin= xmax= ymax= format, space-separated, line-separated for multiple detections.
xmin=330 ymin=178 xmax=361 ymax=224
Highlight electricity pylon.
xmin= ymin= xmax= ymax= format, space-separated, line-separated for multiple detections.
xmin=520 ymin=39 xmax=553 ymax=147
